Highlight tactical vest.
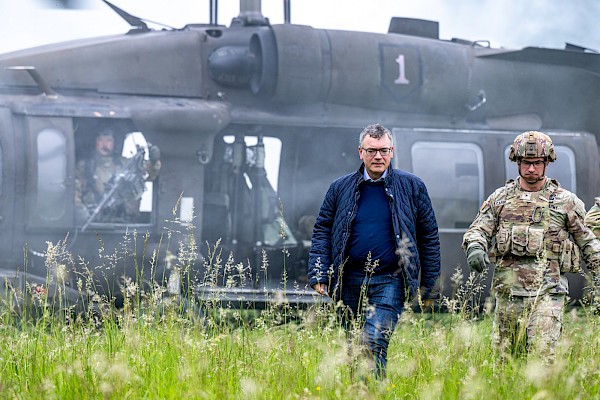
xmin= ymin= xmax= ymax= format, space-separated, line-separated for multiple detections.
xmin=494 ymin=180 xmax=581 ymax=275
xmin=84 ymin=155 xmax=122 ymax=204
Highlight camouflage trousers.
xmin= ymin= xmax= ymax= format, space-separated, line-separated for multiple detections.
xmin=492 ymin=292 xmax=564 ymax=362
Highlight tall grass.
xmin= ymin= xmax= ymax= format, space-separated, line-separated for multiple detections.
xmin=1 ymin=301 xmax=600 ymax=399
xmin=1 ymin=210 xmax=600 ymax=399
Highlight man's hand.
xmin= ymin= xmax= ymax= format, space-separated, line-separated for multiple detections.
xmin=423 ymin=299 xmax=435 ymax=308
xmin=313 ymin=283 xmax=328 ymax=296
xmin=466 ymin=246 xmax=489 ymax=273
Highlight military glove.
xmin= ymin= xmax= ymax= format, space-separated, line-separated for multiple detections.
xmin=147 ymin=143 xmax=161 ymax=162
xmin=466 ymin=246 xmax=489 ymax=273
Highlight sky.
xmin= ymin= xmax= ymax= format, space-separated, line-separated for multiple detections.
xmin=0 ymin=0 xmax=599 ymax=54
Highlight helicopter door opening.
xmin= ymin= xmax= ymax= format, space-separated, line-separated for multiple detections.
xmin=203 ymin=134 xmax=297 ymax=251
xmin=73 ymin=119 xmax=159 ymax=230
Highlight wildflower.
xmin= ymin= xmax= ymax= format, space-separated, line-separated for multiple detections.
xmin=33 ymin=284 xmax=47 ymax=296
xmin=55 ymin=263 xmax=67 ymax=284
xmin=395 ymin=233 xmax=414 ymax=268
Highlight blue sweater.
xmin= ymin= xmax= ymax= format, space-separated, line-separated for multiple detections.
xmin=346 ymin=181 xmax=398 ymax=274
xmin=308 ymin=164 xmax=441 ymax=300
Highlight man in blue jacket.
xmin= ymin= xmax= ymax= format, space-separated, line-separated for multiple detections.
xmin=308 ymin=123 xmax=440 ymax=378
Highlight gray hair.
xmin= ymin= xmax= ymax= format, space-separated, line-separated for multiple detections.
xmin=359 ymin=123 xmax=393 ymax=147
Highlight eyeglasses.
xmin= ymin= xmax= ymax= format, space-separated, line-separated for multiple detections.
xmin=361 ymin=147 xmax=392 ymax=156
xmin=520 ymin=159 xmax=546 ymax=168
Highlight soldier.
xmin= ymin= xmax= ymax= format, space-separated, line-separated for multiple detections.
xmin=463 ymin=131 xmax=600 ymax=360
xmin=585 ymin=197 xmax=600 ymax=311
xmin=75 ymin=128 xmax=161 ymax=225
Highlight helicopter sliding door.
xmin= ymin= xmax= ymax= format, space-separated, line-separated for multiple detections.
xmin=0 ymin=107 xmax=16 ymax=262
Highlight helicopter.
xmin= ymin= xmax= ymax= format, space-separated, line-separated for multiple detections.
xmin=0 ymin=0 xmax=599 ymax=313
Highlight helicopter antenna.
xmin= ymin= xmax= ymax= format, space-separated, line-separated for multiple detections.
xmin=101 ymin=0 xmax=177 ymax=32
xmin=565 ymin=42 xmax=599 ymax=53
xmin=101 ymin=0 xmax=150 ymax=32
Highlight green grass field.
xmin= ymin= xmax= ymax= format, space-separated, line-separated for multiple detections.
xmin=1 ymin=295 xmax=599 ymax=399
xmin=2 ymin=213 xmax=599 ymax=399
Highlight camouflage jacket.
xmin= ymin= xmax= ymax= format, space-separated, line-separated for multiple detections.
xmin=75 ymin=153 xmax=161 ymax=212
xmin=585 ymin=197 xmax=600 ymax=238
xmin=463 ymin=178 xmax=600 ymax=296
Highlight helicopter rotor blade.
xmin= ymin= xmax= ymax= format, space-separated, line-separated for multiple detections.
xmin=36 ymin=0 xmax=93 ymax=9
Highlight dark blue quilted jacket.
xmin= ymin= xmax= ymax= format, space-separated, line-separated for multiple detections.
xmin=308 ymin=164 xmax=441 ymax=300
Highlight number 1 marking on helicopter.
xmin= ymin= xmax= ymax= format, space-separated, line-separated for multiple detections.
xmin=394 ymin=54 xmax=410 ymax=84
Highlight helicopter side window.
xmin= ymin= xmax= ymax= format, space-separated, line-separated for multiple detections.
xmin=504 ymin=145 xmax=576 ymax=192
xmin=411 ymin=142 xmax=484 ymax=230
xmin=36 ymin=128 xmax=68 ymax=221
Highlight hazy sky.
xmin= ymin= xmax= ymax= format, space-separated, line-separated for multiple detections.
xmin=0 ymin=0 xmax=598 ymax=54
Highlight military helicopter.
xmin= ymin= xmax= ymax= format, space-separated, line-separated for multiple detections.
xmin=0 ymin=0 xmax=599 ymax=313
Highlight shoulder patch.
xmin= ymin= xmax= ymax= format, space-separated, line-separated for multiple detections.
xmin=479 ymin=199 xmax=489 ymax=212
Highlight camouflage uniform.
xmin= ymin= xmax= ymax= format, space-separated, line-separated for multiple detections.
xmin=585 ymin=197 xmax=600 ymax=238
xmin=463 ymin=131 xmax=600 ymax=360
xmin=75 ymin=153 xmax=161 ymax=223
xmin=585 ymin=197 xmax=600 ymax=310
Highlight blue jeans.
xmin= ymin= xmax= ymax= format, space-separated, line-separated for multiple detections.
xmin=340 ymin=272 xmax=405 ymax=378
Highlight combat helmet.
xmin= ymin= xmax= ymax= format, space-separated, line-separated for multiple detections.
xmin=508 ymin=131 xmax=556 ymax=162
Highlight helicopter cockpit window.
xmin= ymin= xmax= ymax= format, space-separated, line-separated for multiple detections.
xmin=503 ymin=145 xmax=576 ymax=192
xmin=203 ymin=134 xmax=296 ymax=248
xmin=411 ymin=142 xmax=484 ymax=230
xmin=36 ymin=128 xmax=68 ymax=221
xmin=74 ymin=128 xmax=158 ymax=229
